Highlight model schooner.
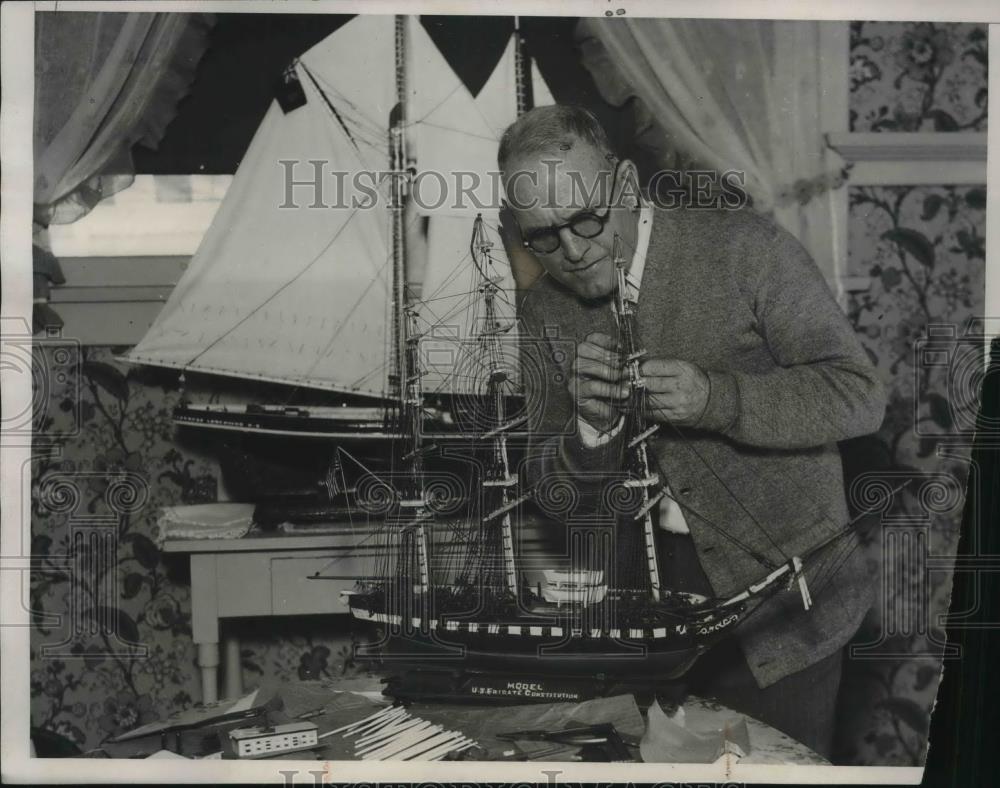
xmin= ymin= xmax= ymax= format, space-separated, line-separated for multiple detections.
xmin=125 ymin=15 xmax=551 ymax=443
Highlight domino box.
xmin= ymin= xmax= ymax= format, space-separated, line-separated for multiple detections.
xmin=224 ymin=721 xmax=319 ymax=759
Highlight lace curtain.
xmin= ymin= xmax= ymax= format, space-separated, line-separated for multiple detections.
xmin=32 ymin=12 xmax=214 ymax=333
xmin=575 ymin=18 xmax=847 ymax=298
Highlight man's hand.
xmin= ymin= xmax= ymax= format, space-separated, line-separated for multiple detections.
xmin=573 ymin=332 xmax=628 ymax=433
xmin=641 ymin=358 xmax=710 ymax=426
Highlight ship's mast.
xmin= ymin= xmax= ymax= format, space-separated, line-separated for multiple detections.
xmin=473 ymin=217 xmax=518 ymax=594
xmin=391 ymin=15 xmax=431 ymax=596
xmin=473 ymin=24 xmax=533 ymax=595
xmin=513 ymin=17 xmax=532 ymax=117
xmin=613 ymin=234 xmax=662 ymax=602
xmin=390 ymin=15 xmax=409 ymax=411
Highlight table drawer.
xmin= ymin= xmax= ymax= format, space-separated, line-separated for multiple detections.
xmin=270 ymin=555 xmax=374 ymax=615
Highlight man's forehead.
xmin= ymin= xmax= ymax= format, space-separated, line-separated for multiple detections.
xmin=504 ymin=147 xmax=614 ymax=219
xmin=506 ymin=144 xmax=609 ymax=180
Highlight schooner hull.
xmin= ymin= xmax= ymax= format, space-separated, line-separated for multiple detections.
xmin=173 ymin=397 xmax=525 ymax=439
xmin=174 ymin=403 xmax=399 ymax=439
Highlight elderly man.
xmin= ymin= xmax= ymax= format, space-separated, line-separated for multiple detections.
xmin=499 ymin=105 xmax=886 ymax=760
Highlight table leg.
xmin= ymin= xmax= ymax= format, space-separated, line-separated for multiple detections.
xmin=191 ymin=554 xmax=220 ymax=705
xmin=198 ymin=642 xmax=220 ymax=704
xmin=223 ymin=634 xmax=243 ymax=700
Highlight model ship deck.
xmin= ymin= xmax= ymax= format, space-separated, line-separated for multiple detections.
xmin=346 ymin=585 xmax=745 ymax=638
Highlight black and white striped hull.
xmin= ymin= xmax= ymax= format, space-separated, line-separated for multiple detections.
xmin=348 ymin=602 xmax=746 ymax=677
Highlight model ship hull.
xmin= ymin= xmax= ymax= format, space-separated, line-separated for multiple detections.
xmin=195 ymin=393 xmax=531 ymax=503
xmin=347 ymin=596 xmax=747 ymax=678
xmin=174 ymin=395 xmax=526 ymax=437
xmin=176 ymin=403 xmax=410 ymax=439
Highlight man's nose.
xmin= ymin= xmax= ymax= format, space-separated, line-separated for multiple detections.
xmin=559 ymin=228 xmax=588 ymax=263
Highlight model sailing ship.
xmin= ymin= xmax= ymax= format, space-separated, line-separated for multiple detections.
xmin=125 ymin=14 xmax=547 ymax=444
xmin=125 ymin=15 xmax=894 ymax=678
xmin=346 ymin=223 xmax=823 ymax=675
xmin=332 ymin=18 xmax=890 ymax=676
xmin=122 ymin=14 xmax=551 ymax=503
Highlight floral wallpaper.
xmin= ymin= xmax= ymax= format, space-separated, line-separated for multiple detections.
xmin=850 ymin=22 xmax=988 ymax=132
xmin=29 ymin=349 xmax=370 ymax=752
xmin=837 ymin=184 xmax=986 ymax=765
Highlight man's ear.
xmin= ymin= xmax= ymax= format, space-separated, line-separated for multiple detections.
xmin=614 ymin=159 xmax=642 ymax=210
xmin=498 ymin=202 xmax=544 ymax=292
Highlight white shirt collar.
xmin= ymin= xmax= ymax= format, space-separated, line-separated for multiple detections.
xmin=623 ymin=201 xmax=654 ymax=299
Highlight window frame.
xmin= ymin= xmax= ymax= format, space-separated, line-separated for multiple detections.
xmin=819 ymin=23 xmax=989 ymax=302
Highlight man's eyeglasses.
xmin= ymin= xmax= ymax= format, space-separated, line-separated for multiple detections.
xmin=520 ymin=163 xmax=621 ymax=255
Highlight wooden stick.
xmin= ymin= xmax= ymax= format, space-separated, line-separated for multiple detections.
xmin=325 ymin=705 xmax=398 ymax=736
xmin=360 ymin=725 xmax=443 ymax=760
xmin=349 ymin=709 xmax=411 ymax=741
xmin=354 ymin=716 xmax=419 ymax=746
xmin=355 ymin=717 xmax=427 ymax=748
xmin=348 ymin=705 xmax=405 ymax=732
xmin=356 ymin=722 xmax=435 ymax=757
xmin=405 ymin=735 xmax=473 ymax=761
xmin=345 ymin=714 xmax=414 ymax=746
xmin=344 ymin=706 xmax=407 ymax=737
xmin=384 ymin=730 xmax=462 ymax=761
xmin=386 ymin=731 xmax=464 ymax=761
xmin=370 ymin=733 xmax=454 ymax=762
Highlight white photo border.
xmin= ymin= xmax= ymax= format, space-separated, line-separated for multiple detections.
xmin=3 ymin=1 xmax=997 ymax=783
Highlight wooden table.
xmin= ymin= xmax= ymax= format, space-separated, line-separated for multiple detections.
xmin=164 ymin=530 xmax=376 ymax=704
xmin=164 ymin=521 xmax=556 ymax=704
xmin=151 ymin=670 xmax=825 ymax=765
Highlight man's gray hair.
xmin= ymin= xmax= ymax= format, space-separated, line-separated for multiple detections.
xmin=497 ymin=104 xmax=617 ymax=173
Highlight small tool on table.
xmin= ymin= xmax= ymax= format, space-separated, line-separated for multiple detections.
xmin=496 ymin=723 xmax=637 ymax=762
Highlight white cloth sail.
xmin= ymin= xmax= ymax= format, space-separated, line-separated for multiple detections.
xmin=127 ymin=15 xmax=399 ymax=396
xmin=416 ymin=27 xmax=560 ymax=394
xmin=128 ymin=16 xmax=532 ymax=398
xmin=407 ymin=25 xmax=504 ymax=219
xmin=417 ymin=31 xmax=555 ymax=393
xmin=476 ymin=34 xmax=555 ymax=138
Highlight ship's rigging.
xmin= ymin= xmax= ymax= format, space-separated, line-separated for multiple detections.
xmin=123 ymin=15 xmax=549 ymax=439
